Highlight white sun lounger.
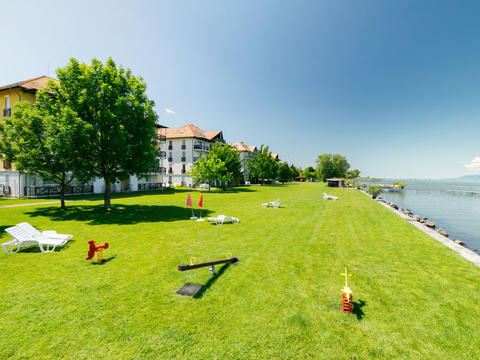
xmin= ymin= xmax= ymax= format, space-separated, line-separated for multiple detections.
xmin=323 ymin=192 xmax=338 ymax=200
xmin=207 ymin=215 xmax=239 ymax=225
xmin=2 ymin=225 xmax=71 ymax=254
xmin=261 ymin=199 xmax=280 ymax=208
xmin=16 ymin=222 xmax=73 ymax=242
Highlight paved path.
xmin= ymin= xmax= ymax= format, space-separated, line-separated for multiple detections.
xmin=0 ymin=201 xmax=71 ymax=209
xmin=360 ymin=190 xmax=480 ymax=267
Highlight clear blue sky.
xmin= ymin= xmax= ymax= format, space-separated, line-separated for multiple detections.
xmin=3 ymin=0 xmax=480 ymax=178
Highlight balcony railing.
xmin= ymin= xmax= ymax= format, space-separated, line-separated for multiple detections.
xmin=149 ymin=167 xmax=166 ymax=174
xmin=157 ymin=134 xmax=166 ymax=143
xmin=193 ymin=143 xmax=210 ymax=151
xmin=24 ymin=185 xmax=94 ymax=197
xmin=138 ymin=183 xmax=163 ymax=191
xmin=181 ymin=157 xmax=186 ymax=162
xmin=158 ymin=151 xmax=166 ymax=158
xmin=2 ymin=108 xmax=11 ymax=117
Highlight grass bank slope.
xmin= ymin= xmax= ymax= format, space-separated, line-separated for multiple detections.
xmin=0 ymin=183 xmax=479 ymax=359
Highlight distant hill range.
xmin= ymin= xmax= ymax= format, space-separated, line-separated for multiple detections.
xmin=456 ymin=175 xmax=480 ymax=181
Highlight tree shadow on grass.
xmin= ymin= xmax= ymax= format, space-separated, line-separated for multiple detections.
xmin=174 ymin=187 xmax=256 ymax=194
xmin=194 ymin=263 xmax=233 ymax=299
xmin=353 ymin=299 xmax=366 ymax=320
xmin=25 ymin=204 xmax=213 ymax=226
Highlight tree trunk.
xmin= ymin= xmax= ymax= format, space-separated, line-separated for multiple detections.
xmin=60 ymin=182 xmax=66 ymax=210
xmin=104 ymin=178 xmax=111 ymax=209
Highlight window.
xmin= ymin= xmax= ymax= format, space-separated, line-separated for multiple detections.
xmin=3 ymin=161 xmax=11 ymax=169
xmin=4 ymin=95 xmax=10 ymax=109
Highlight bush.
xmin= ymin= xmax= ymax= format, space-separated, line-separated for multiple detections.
xmin=367 ymin=185 xmax=381 ymax=198
xmin=394 ymin=181 xmax=406 ymax=189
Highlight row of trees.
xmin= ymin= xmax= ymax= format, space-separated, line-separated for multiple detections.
xmin=299 ymin=154 xmax=360 ymax=182
xmin=189 ymin=143 xmax=297 ymax=189
xmin=0 ymin=58 xmax=159 ymax=209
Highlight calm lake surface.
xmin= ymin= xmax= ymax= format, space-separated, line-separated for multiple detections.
xmin=365 ymin=180 xmax=480 ymax=252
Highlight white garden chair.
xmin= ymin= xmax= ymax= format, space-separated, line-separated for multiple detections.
xmin=262 ymin=199 xmax=280 ymax=208
xmin=207 ymin=215 xmax=239 ymax=225
xmin=2 ymin=225 xmax=71 ymax=254
xmin=323 ymin=192 xmax=338 ymax=200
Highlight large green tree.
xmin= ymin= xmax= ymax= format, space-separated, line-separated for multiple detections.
xmin=315 ymin=153 xmax=350 ymax=181
xmin=0 ymin=101 xmax=90 ymax=209
xmin=248 ymin=145 xmax=279 ymax=184
xmin=277 ymin=162 xmax=293 ymax=183
xmin=188 ymin=155 xmax=231 ymax=190
xmin=46 ymin=57 xmax=158 ymax=209
xmin=209 ymin=143 xmax=242 ymax=185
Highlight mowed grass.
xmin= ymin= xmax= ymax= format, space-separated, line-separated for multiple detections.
xmin=1 ymin=183 xmax=480 ymax=359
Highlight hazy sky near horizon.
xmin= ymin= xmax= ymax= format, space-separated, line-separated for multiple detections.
xmin=2 ymin=0 xmax=480 ymax=178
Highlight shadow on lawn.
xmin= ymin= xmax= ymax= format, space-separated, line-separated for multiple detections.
xmin=90 ymin=256 xmax=116 ymax=265
xmin=194 ymin=263 xmax=233 ymax=299
xmin=25 ymin=204 xmax=213 ymax=225
xmin=16 ymin=239 xmax=75 ymax=253
xmin=174 ymin=187 xmax=256 ymax=194
xmin=353 ymin=299 xmax=366 ymax=320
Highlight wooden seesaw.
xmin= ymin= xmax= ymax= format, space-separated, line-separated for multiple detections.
xmin=176 ymin=254 xmax=239 ymax=297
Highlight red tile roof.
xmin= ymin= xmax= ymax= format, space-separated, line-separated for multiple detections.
xmin=232 ymin=142 xmax=257 ymax=152
xmin=162 ymin=123 xmax=222 ymax=141
xmin=0 ymin=76 xmax=57 ymax=92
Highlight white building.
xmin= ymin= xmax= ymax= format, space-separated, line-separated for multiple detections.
xmin=232 ymin=142 xmax=257 ymax=183
xmin=158 ymin=123 xmax=224 ymax=187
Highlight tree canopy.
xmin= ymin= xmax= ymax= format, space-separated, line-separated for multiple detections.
xmin=277 ymin=162 xmax=293 ymax=183
xmin=208 ymin=143 xmax=242 ymax=185
xmin=248 ymin=145 xmax=279 ymax=184
xmin=0 ymin=100 xmax=90 ymax=208
xmin=46 ymin=57 xmax=159 ymax=208
xmin=302 ymin=166 xmax=317 ymax=180
xmin=188 ymin=155 xmax=231 ymax=190
xmin=315 ymin=153 xmax=350 ymax=181
xmin=346 ymin=169 xmax=361 ymax=179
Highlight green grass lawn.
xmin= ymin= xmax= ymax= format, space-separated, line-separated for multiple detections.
xmin=1 ymin=183 xmax=480 ymax=359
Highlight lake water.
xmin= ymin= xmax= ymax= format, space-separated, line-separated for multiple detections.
xmin=364 ymin=180 xmax=480 ymax=252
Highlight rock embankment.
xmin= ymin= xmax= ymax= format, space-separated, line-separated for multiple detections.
xmin=375 ymin=197 xmax=463 ymax=246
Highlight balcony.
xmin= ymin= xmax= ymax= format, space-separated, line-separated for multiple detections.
xmin=181 ymin=157 xmax=186 ymax=162
xmin=158 ymin=151 xmax=166 ymax=159
xmin=3 ymin=108 xmax=11 ymax=117
xmin=157 ymin=134 xmax=166 ymax=143
xmin=193 ymin=143 xmax=210 ymax=151
xmin=181 ymin=145 xmax=186 ymax=150
xmin=24 ymin=185 xmax=94 ymax=197
xmin=150 ymin=167 xmax=166 ymax=174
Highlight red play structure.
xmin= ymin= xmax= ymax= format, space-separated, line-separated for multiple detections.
xmin=86 ymin=240 xmax=109 ymax=261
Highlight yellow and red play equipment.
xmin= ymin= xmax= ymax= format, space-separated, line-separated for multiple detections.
xmin=86 ymin=240 xmax=109 ymax=262
xmin=341 ymin=266 xmax=353 ymax=313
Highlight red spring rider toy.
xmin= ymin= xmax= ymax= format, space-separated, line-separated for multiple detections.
xmin=341 ymin=266 xmax=353 ymax=313
xmin=86 ymin=240 xmax=109 ymax=262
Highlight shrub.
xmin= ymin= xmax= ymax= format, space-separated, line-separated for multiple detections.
xmin=367 ymin=185 xmax=381 ymax=198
